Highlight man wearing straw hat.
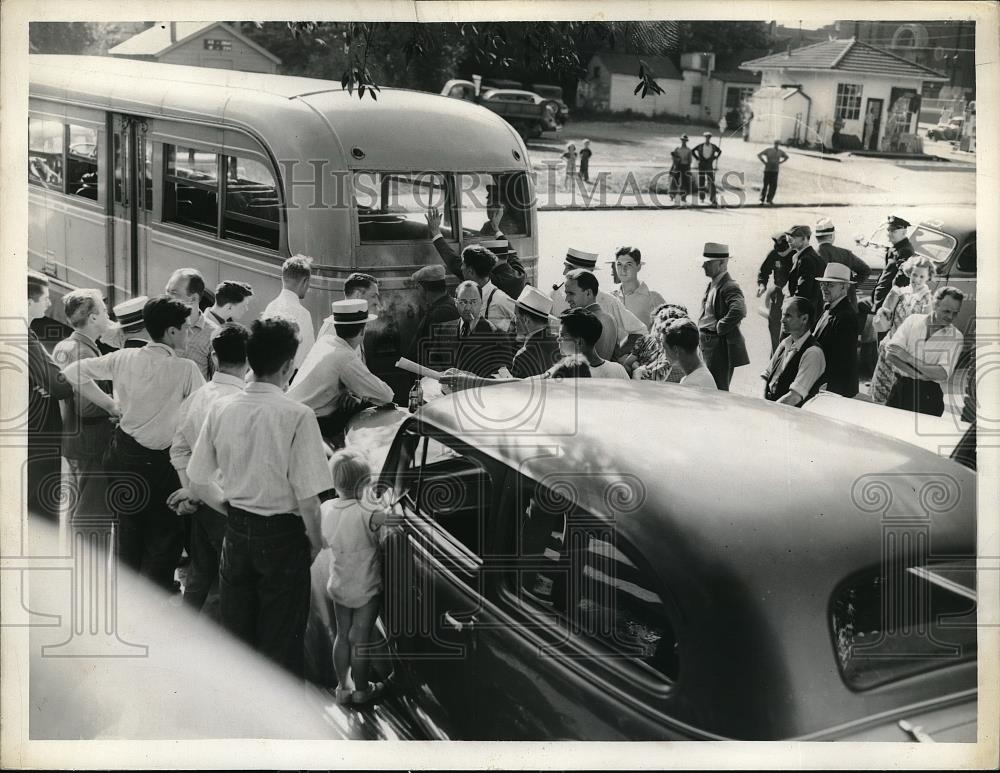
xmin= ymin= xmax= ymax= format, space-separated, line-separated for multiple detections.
xmin=814 ymin=217 xmax=871 ymax=312
xmin=511 ymin=286 xmax=561 ymax=379
xmin=697 ymin=243 xmax=749 ymax=391
xmin=813 ymin=263 xmax=861 ymax=398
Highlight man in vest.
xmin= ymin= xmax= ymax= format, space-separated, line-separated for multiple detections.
xmin=762 ymin=297 xmax=826 ymax=407
xmin=692 ymin=131 xmax=722 ymax=206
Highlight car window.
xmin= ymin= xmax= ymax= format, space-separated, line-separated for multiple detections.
xmin=832 ymin=559 xmax=976 ymax=690
xmin=397 ymin=431 xmax=493 ymax=555
xmin=508 ymin=475 xmax=678 ymax=682
xmin=955 ymin=241 xmax=976 ymax=273
xmin=909 ymin=225 xmax=957 ymax=265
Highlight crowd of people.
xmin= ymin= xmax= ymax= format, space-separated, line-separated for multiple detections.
xmin=23 ymin=209 xmax=968 ymax=702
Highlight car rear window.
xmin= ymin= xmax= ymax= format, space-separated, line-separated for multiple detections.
xmin=832 ymin=560 xmax=976 ymax=690
xmin=909 ymin=226 xmax=957 ymax=265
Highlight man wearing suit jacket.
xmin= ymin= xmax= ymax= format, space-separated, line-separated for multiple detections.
xmin=813 ymin=263 xmax=860 ymax=398
xmin=27 ymin=272 xmax=80 ymax=521
xmin=784 ymin=225 xmax=825 ymax=313
xmin=697 ymin=243 xmax=749 ymax=391
xmin=404 ymin=264 xmax=461 ymax=371
xmin=814 ymin=217 xmax=871 ymax=312
xmin=437 ymin=281 xmax=514 ymax=377
xmin=510 ymin=286 xmax=561 ymax=379
xmin=872 ymin=215 xmax=915 ymax=313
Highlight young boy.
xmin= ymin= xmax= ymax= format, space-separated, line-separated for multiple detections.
xmin=184 ymin=317 xmax=332 ymax=677
xmin=560 ymin=143 xmax=577 ymax=189
xmin=579 ymin=139 xmax=592 ymax=183
xmin=61 ymin=295 xmax=204 ymax=591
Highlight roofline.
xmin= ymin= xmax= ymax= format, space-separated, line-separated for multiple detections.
xmin=853 ymin=38 xmax=947 ymax=80
xmin=829 ymin=39 xmax=854 ymax=69
xmin=159 ymin=21 xmax=283 ymax=64
xmin=739 ymin=38 xmax=949 ymax=81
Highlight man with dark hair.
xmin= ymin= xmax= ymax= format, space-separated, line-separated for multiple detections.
xmin=563 ymin=269 xmax=618 ymax=361
xmin=757 ymin=233 xmax=794 ymax=353
xmin=813 ymin=264 xmax=860 ymax=398
xmin=440 ymin=280 xmax=513 ymax=377
xmin=169 ymin=322 xmax=250 ymax=615
xmin=166 ymin=268 xmax=216 ymax=380
xmin=697 ymin=243 xmax=749 ymax=391
xmin=692 ymin=131 xmax=722 ymax=206
xmin=557 ymin=308 xmax=629 ymax=379
xmin=62 ymin=295 xmax=203 ymax=590
xmin=27 ymin=271 xmax=76 ymax=521
xmin=53 ymin=289 xmax=114 ymax=520
xmin=611 ymin=246 xmax=666 ymax=329
xmin=762 ymin=297 xmax=826 ymax=406
xmin=206 ymin=281 xmax=253 ymax=326
xmin=183 ymin=317 xmax=332 ymax=677
xmin=784 ymin=225 xmax=825 ymax=314
xmin=288 ymin=299 xmax=393 ymax=441
xmin=455 ymin=244 xmax=517 ymax=333
xmin=262 ymin=255 xmax=316 ymax=373
xmin=660 ymin=318 xmax=718 ymax=389
xmin=404 ymin=264 xmax=461 ymax=369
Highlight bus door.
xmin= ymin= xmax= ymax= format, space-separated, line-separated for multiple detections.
xmin=109 ymin=115 xmax=151 ymax=304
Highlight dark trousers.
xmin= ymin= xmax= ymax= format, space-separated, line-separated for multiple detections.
xmin=701 ymin=332 xmax=733 ymax=391
xmin=761 ymin=170 xmax=779 ymax=203
xmin=887 ymin=377 xmax=945 ymax=417
xmin=27 ymin=443 xmax=63 ymax=522
xmin=108 ymin=427 xmax=183 ymax=592
xmin=183 ymin=503 xmax=227 ymax=613
xmin=580 ymin=160 xmax=589 ymax=182
xmin=220 ymin=507 xmax=312 ymax=678
xmin=767 ymin=287 xmax=785 ymax=353
xmin=697 ymin=167 xmax=717 ymax=203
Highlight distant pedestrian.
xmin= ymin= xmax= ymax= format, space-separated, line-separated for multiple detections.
xmin=692 ymin=132 xmax=722 ymax=206
xmin=579 ymin=139 xmax=592 ymax=183
xmin=757 ymin=233 xmax=794 ymax=353
xmin=813 ymin=263 xmax=860 ymax=398
xmin=872 ymin=215 xmax=915 ymax=313
xmin=869 ymin=255 xmax=934 ymax=404
xmin=261 ymin=255 xmax=316 ymax=375
xmin=761 ymin=297 xmax=825 ymax=406
xmin=741 ymin=101 xmax=754 ymax=141
xmin=756 ymin=140 xmax=788 ymax=205
xmin=660 ymin=318 xmax=718 ymax=390
xmin=560 ymin=143 xmax=577 ymax=189
xmin=883 ymin=287 xmax=965 ymax=417
xmin=669 ymin=134 xmax=693 ymax=205
xmin=697 ymin=243 xmax=749 ymax=391
xmin=610 ymin=246 xmax=666 ymax=329
xmin=324 ymin=450 xmax=387 ymax=706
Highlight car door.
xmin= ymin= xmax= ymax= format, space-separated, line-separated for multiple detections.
xmin=470 ymin=472 xmax=692 ymax=740
xmin=380 ymin=424 xmax=503 ymax=736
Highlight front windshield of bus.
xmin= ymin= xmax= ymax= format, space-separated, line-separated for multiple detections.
xmin=458 ymin=172 xmax=530 ymax=237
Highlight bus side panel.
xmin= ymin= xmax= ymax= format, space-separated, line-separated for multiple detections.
xmin=63 ymin=199 xmax=107 ymax=291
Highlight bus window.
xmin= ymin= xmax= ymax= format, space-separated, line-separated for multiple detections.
xmin=67 ymin=125 xmax=99 ymax=201
xmin=164 ymin=144 xmax=219 ymax=235
xmin=224 ymin=155 xmax=280 ymax=251
xmin=458 ymin=172 xmax=529 ymax=237
xmin=28 ymin=117 xmax=64 ymax=188
xmin=354 ymin=172 xmax=451 ymax=242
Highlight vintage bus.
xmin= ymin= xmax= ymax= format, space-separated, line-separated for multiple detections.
xmin=28 ymin=55 xmax=538 ymax=396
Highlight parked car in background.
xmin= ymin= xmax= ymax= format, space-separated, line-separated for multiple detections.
xmin=441 ymin=79 xmax=561 ymax=138
xmin=927 ymin=117 xmax=964 ymax=141
xmin=369 ymin=381 xmax=977 ymax=741
xmin=530 ymin=83 xmax=570 ymax=126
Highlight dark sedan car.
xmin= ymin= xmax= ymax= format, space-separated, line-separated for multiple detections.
xmin=372 ymin=381 xmax=977 ymax=741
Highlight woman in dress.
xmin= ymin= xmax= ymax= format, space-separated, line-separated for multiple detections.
xmin=869 ymin=255 xmax=935 ymax=403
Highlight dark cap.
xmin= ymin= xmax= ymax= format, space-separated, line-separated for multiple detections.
xmin=887 ymin=215 xmax=911 ymax=230
xmin=786 ymin=225 xmax=812 ymax=239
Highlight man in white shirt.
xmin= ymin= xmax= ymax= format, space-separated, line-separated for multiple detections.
xmin=316 ymin=272 xmax=383 ymax=353
xmin=884 ymin=287 xmax=965 ymax=417
xmin=556 ymin=308 xmax=629 ymax=379
xmin=166 ymin=268 xmax=217 ymax=380
xmin=761 ymin=297 xmax=826 ymax=406
xmin=611 ymin=246 xmax=666 ymax=329
xmin=563 ymin=269 xmax=619 ymax=362
xmin=205 ymin=280 xmax=254 ymax=327
xmin=169 ymin=323 xmax=249 ymax=614
xmin=62 ymin=296 xmax=204 ymax=591
xmin=660 ymin=318 xmax=718 ymax=390
xmin=184 ymin=317 xmax=333 ymax=677
xmin=287 ymin=299 xmax=394 ymax=441
xmin=261 ymin=254 xmax=316 ymax=374
xmin=456 ymin=244 xmax=517 ymax=333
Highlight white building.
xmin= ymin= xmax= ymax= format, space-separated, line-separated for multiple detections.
xmin=576 ymin=53 xmax=684 ymax=117
xmin=109 ymin=22 xmax=281 ymax=74
xmin=740 ymin=39 xmax=947 ymax=151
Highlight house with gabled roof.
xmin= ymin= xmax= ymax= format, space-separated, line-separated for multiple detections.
xmin=109 ymin=22 xmax=281 ymax=74
xmin=740 ymin=38 xmax=947 ymax=151
xmin=577 ymin=52 xmax=684 ymax=116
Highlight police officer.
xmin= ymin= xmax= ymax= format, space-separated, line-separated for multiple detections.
xmin=692 ymin=131 xmax=722 ymax=206
xmin=872 ymin=215 xmax=915 ymax=313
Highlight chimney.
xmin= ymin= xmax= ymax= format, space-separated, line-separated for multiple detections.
xmin=170 ymin=22 xmax=177 ymax=43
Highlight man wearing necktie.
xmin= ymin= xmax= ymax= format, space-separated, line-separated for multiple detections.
xmin=813 ymin=263 xmax=860 ymax=398
xmin=450 ymin=281 xmax=511 ymax=377
xmin=697 ymin=243 xmax=749 ymax=391
xmin=761 ymin=297 xmax=826 ymax=406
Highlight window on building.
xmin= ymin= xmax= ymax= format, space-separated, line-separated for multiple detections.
xmin=725 ymin=86 xmax=756 ymax=110
xmin=204 ymin=38 xmax=233 ymax=51
xmin=224 ymin=155 xmax=280 ymax=250
xmin=163 ymin=144 xmax=219 ymax=235
xmin=835 ymin=83 xmax=864 ymax=120
xmin=508 ymin=475 xmax=679 ymax=682
xmin=691 ymin=86 xmax=703 ymax=106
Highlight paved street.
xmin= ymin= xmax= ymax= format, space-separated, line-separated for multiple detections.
xmin=536 ymin=204 xmax=954 ymax=399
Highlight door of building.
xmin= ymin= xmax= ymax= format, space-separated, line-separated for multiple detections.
xmin=863 ymin=98 xmax=883 ymax=150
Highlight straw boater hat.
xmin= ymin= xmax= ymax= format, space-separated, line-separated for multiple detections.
xmin=113 ymin=296 xmax=148 ymax=333
xmin=702 ymin=242 xmax=731 ymax=260
xmin=816 ymin=263 xmax=854 ymax=283
xmin=330 ymin=298 xmax=378 ymax=324
xmin=564 ymin=247 xmax=598 ymax=270
xmin=514 ymin=286 xmax=554 ymax=321
xmin=815 ymin=217 xmax=835 ymax=237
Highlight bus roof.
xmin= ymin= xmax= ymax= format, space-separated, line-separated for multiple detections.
xmin=29 ymin=55 xmax=530 ymax=172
